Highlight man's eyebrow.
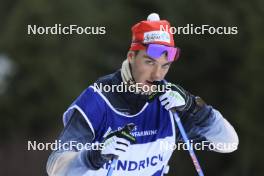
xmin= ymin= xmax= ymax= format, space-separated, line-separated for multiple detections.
xmin=143 ymin=55 xmax=156 ymax=61
xmin=143 ymin=54 xmax=172 ymax=66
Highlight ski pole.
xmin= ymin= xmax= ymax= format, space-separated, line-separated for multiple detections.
xmin=172 ymin=111 xmax=205 ymax=176
xmin=106 ymin=156 xmax=118 ymax=176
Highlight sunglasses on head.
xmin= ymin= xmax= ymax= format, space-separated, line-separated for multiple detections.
xmin=146 ymin=44 xmax=180 ymax=62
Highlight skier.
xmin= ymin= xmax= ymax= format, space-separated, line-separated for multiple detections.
xmin=46 ymin=13 xmax=239 ymax=176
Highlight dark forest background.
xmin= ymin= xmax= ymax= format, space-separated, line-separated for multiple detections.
xmin=0 ymin=0 xmax=263 ymax=175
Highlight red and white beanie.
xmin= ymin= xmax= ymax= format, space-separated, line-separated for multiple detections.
xmin=130 ymin=13 xmax=175 ymax=51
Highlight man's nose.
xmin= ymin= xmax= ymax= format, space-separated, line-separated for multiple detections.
xmin=151 ymin=66 xmax=162 ymax=80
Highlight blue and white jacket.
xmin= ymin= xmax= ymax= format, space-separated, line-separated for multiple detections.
xmin=46 ymin=70 xmax=238 ymax=176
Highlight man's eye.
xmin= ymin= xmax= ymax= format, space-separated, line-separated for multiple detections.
xmin=145 ymin=60 xmax=154 ymax=65
xmin=162 ymin=64 xmax=170 ymax=69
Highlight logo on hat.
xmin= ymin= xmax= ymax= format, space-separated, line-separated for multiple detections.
xmin=143 ymin=31 xmax=170 ymax=44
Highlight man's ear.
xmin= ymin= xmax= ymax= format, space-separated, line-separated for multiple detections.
xmin=127 ymin=51 xmax=135 ymax=63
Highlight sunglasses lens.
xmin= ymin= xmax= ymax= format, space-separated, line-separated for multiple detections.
xmin=166 ymin=47 xmax=181 ymax=61
xmin=167 ymin=48 xmax=176 ymax=61
xmin=147 ymin=45 xmax=164 ymax=59
xmin=147 ymin=44 xmax=180 ymax=61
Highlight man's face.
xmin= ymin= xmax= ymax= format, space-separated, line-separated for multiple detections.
xmin=128 ymin=50 xmax=172 ymax=86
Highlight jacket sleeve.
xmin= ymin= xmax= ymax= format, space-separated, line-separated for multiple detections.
xmin=177 ymin=101 xmax=239 ymax=153
xmin=46 ymin=110 xmax=107 ymax=176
